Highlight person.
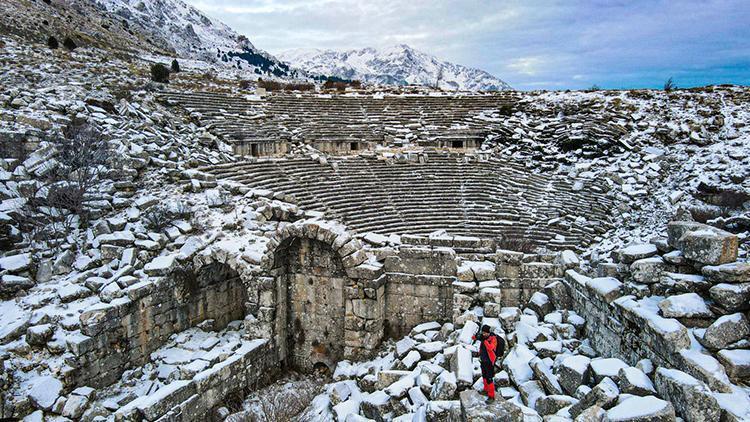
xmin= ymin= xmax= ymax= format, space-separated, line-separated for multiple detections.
xmin=472 ymin=325 xmax=504 ymax=400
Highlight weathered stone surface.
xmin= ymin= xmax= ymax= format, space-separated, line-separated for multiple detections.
xmin=459 ymin=390 xmax=523 ymax=422
xmin=606 ymin=396 xmax=675 ymax=422
xmin=569 ymin=377 xmax=619 ymax=418
xmin=27 ymin=376 xmax=63 ymax=411
xmin=717 ymin=349 xmax=750 ymax=382
xmin=702 ymin=262 xmax=750 ymax=283
xmin=536 ymin=394 xmax=577 ymax=416
xmin=618 ymin=243 xmax=658 ymax=264
xmin=709 ymin=283 xmax=750 ymax=312
xmin=668 ymin=221 xmax=738 ymax=265
xmin=654 ymin=367 xmax=721 ymax=422
xmin=431 ymin=370 xmax=457 ymax=400
xmin=630 ymin=256 xmax=667 ymax=284
xmin=617 ymin=367 xmax=656 ymax=396
xmin=658 ymin=293 xmax=714 ymax=319
xmin=558 ymin=355 xmax=591 ymax=396
xmin=702 ymin=313 xmax=750 ymax=350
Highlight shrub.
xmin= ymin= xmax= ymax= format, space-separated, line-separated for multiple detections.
xmin=171 ymin=59 xmax=180 ymax=73
xmin=588 ymin=84 xmax=600 ymax=91
xmin=257 ymin=79 xmax=313 ymax=92
xmin=663 ymin=77 xmax=676 ymax=92
xmin=143 ymin=205 xmax=173 ymax=232
xmin=239 ymin=79 xmax=252 ymax=90
xmin=62 ymin=36 xmax=77 ymax=50
xmin=150 ymin=63 xmax=170 ymax=83
xmin=47 ymin=36 xmax=59 ymax=49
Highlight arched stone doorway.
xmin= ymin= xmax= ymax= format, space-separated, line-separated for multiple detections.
xmin=273 ymin=236 xmax=347 ymax=370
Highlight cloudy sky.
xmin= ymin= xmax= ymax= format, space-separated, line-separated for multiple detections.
xmin=184 ymin=0 xmax=750 ymax=90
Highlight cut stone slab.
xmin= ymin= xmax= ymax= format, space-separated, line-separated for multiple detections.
xmin=658 ymin=293 xmax=714 ymax=319
xmin=395 ymin=336 xmax=416 ymax=358
xmin=144 ymin=254 xmax=177 ymax=276
xmin=361 ymin=390 xmax=391 ymax=420
xmin=702 ymin=262 xmax=750 ymax=283
xmin=674 ymin=223 xmax=738 ymax=265
xmin=558 ymin=355 xmax=591 ymax=396
xmin=717 ymin=349 xmax=750 ymax=382
xmin=606 ymin=395 xmax=675 ymax=422
xmin=617 ymin=367 xmax=656 ymax=396
xmin=590 ymin=358 xmax=629 ymax=383
xmin=709 ymin=282 xmax=750 ymax=312
xmin=459 ymin=389 xmax=523 ymax=422
xmin=535 ymin=394 xmax=577 ymax=416
xmin=630 ymin=257 xmax=666 ymax=284
xmin=568 ymin=377 xmax=619 ymax=418
xmin=618 ymin=243 xmax=658 ymax=264
xmin=431 ymin=370 xmax=457 ymax=400
xmin=27 ymin=376 xmax=63 ymax=411
xmin=654 ymin=367 xmax=721 ymax=422
xmin=0 ymin=252 xmax=32 ymax=272
xmin=702 ymin=313 xmax=750 ymax=350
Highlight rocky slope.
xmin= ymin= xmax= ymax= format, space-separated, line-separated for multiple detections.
xmin=1 ymin=0 xmax=299 ymax=79
xmin=279 ymin=44 xmax=512 ymax=91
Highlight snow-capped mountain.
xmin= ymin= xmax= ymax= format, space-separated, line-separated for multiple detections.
xmin=278 ymin=45 xmax=512 ymax=91
xmin=95 ymin=0 xmax=298 ymax=77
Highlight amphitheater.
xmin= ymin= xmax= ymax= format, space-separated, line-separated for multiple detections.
xmin=3 ymin=82 xmax=749 ymax=422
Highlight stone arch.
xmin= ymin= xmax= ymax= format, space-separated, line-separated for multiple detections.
xmin=257 ymin=220 xmax=380 ymax=370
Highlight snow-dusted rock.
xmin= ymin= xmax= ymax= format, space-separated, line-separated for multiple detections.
xmin=606 ymin=395 xmax=675 ymax=421
xmin=702 ymin=262 xmax=750 ymax=283
xmin=618 ymin=243 xmax=657 ymax=264
xmin=568 ymin=377 xmax=619 ymax=418
xmin=702 ymin=313 xmax=750 ymax=350
xmin=459 ymin=389 xmax=522 ymax=421
xmin=709 ymin=283 xmax=750 ymax=312
xmin=717 ymin=349 xmax=750 ymax=382
xmin=27 ymin=376 xmax=63 ymax=411
xmin=658 ymin=293 xmax=714 ymax=319
xmin=430 ymin=370 xmax=457 ymax=400
xmin=654 ymin=367 xmax=721 ymax=422
xmin=617 ymin=367 xmax=656 ymax=396
xmin=558 ymin=355 xmax=591 ymax=395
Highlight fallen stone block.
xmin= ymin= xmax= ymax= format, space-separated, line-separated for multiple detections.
xmin=654 ymin=367 xmax=721 ymax=422
xmin=701 ymin=313 xmax=750 ymax=350
xmin=459 ymin=389 xmax=523 ymax=421
xmin=606 ymin=395 xmax=675 ymax=422
xmin=717 ymin=349 xmax=750 ymax=382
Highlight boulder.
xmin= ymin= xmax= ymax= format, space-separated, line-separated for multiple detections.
xmin=702 ymin=313 xmax=750 ymax=350
xmin=568 ymin=377 xmax=619 ymax=418
xmin=590 ymin=358 xmax=629 ymax=383
xmin=654 ymin=367 xmax=721 ymax=422
xmin=558 ymin=355 xmax=591 ymax=396
xmin=618 ymin=244 xmax=658 ymax=264
xmin=459 ymin=390 xmax=523 ymax=421
xmin=26 ymin=324 xmax=54 ymax=347
xmin=431 ymin=371 xmax=457 ymax=400
xmin=27 ymin=376 xmax=63 ymax=411
xmin=630 ymin=257 xmax=666 ymax=283
xmin=617 ymin=367 xmax=656 ymax=396
xmin=717 ymin=349 xmax=750 ymax=382
xmin=658 ymin=293 xmax=714 ymax=319
xmin=535 ymin=394 xmax=577 ymax=416
xmin=361 ymin=391 xmax=390 ymax=421
xmin=668 ymin=221 xmax=738 ymax=265
xmin=702 ymin=262 xmax=750 ymax=283
xmin=606 ymin=396 xmax=675 ymax=422
xmin=709 ymin=283 xmax=750 ymax=312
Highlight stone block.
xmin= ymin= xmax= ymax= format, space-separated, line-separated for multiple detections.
xmin=654 ymin=367 xmax=721 ymax=422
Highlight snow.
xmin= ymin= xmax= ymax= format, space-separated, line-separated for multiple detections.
xmin=25 ymin=375 xmax=63 ymax=410
xmin=458 ymin=320 xmax=479 ymax=344
xmin=607 ymin=395 xmax=671 ymax=419
xmin=0 ymin=252 xmax=32 ymax=272
xmin=591 ymin=358 xmax=629 ymax=378
xmin=659 ymin=293 xmax=712 ymax=318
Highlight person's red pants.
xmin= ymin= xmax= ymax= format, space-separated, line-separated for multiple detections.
xmin=482 ymin=377 xmax=495 ymax=399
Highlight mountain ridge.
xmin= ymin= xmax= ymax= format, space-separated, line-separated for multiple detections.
xmin=278 ymin=44 xmax=513 ymax=91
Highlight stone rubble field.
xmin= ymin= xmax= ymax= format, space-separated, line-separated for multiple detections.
xmin=0 ymin=30 xmax=748 ymax=422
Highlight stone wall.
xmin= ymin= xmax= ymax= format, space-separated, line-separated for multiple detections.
xmin=72 ymin=263 xmax=247 ymax=388
xmin=115 ymin=339 xmax=279 ymax=422
xmin=231 ymin=140 xmax=288 ymax=157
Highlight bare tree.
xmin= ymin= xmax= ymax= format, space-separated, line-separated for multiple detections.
xmin=12 ymin=123 xmax=109 ymax=248
xmin=434 ymin=66 xmax=444 ymax=90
